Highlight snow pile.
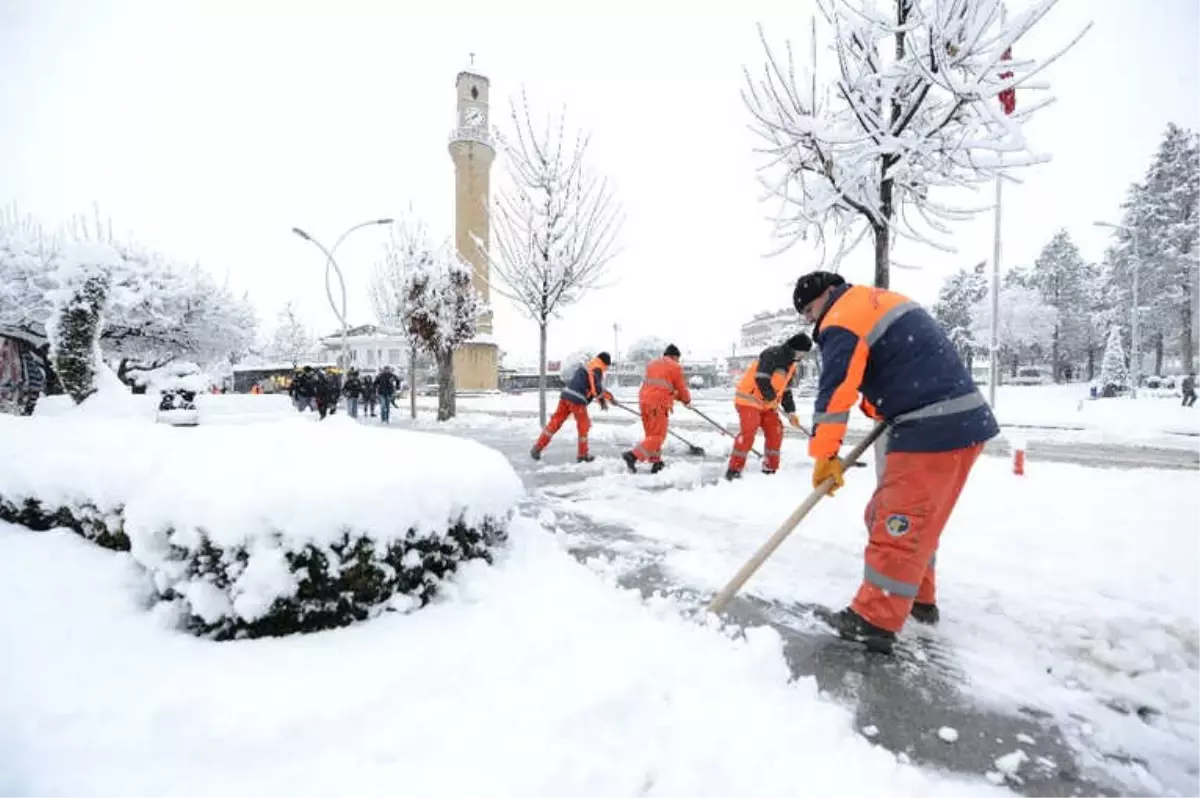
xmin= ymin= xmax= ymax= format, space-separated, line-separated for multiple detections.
xmin=0 ymin=414 xmax=523 ymax=637
xmin=541 ymin=452 xmax=1200 ymax=794
xmin=0 ymin=516 xmax=1004 ymax=797
xmin=126 ymin=360 xmax=213 ymax=394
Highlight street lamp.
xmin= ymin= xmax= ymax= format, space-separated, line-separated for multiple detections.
xmin=1094 ymin=220 xmax=1140 ymax=398
xmin=292 ymin=218 xmax=393 ymax=371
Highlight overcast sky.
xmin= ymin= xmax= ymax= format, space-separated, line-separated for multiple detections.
xmin=1 ymin=0 xmax=1197 ymax=365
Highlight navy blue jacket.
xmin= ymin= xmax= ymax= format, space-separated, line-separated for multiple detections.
xmin=812 ymin=284 xmax=999 ymax=455
xmin=560 ymin=358 xmax=608 ymax=406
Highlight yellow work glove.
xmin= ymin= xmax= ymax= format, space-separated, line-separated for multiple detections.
xmin=812 ymin=457 xmax=845 ymax=495
xmin=786 ymin=412 xmax=801 ymax=428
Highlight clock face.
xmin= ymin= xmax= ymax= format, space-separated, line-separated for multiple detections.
xmin=463 ymin=105 xmax=484 ymax=127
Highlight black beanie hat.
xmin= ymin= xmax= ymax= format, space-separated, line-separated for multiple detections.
xmin=663 ymin=343 xmax=681 ymax=358
xmin=785 ymin=332 xmax=813 ymax=352
xmin=597 ymin=351 xmax=612 ymax=365
xmin=793 ymin=271 xmax=846 ymax=313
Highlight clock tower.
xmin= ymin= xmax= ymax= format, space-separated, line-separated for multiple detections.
xmin=447 ymin=63 xmax=499 ymax=392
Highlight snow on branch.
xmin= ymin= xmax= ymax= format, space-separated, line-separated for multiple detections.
xmin=744 ymin=0 xmax=1089 ymax=261
xmin=483 ymin=89 xmax=624 ymax=325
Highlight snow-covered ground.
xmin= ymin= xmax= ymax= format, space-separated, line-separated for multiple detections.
xmin=0 ymin=516 xmax=1005 ymax=797
xmin=531 ymin=440 xmax=1200 ymax=795
xmin=3 ymin=388 xmax=1196 ymax=795
xmin=418 ymin=383 xmax=1200 ymax=449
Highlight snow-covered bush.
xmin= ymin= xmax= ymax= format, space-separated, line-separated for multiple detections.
xmin=0 ymin=415 xmax=524 ymax=639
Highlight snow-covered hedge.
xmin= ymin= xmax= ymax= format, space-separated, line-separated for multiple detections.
xmin=0 ymin=414 xmax=523 ymax=639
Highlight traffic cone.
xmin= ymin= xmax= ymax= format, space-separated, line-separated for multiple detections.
xmin=1013 ymin=446 xmax=1025 ymax=476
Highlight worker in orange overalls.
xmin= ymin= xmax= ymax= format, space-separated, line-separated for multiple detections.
xmin=793 ymin=271 xmax=1000 ymax=655
xmin=725 ymin=333 xmax=812 ymax=481
xmin=621 ymin=343 xmax=692 ymax=474
xmin=530 ymin=352 xmax=613 ymax=463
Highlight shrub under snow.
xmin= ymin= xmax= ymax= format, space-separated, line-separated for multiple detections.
xmin=0 ymin=414 xmax=523 ymax=639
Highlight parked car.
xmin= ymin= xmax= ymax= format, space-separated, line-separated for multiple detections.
xmin=1009 ymin=366 xmax=1053 ymax=386
xmin=1144 ymin=374 xmax=1177 ymax=390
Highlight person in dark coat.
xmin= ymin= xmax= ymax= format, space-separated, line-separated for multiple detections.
xmin=343 ymin=369 xmax=363 ymax=418
xmin=1183 ymin=374 xmax=1196 ymax=407
xmin=375 ymin=366 xmax=400 ymax=424
xmin=362 ymin=374 xmax=378 ymax=417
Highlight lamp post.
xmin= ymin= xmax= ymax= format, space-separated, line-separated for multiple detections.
xmin=292 ymin=218 xmax=393 ymax=371
xmin=1094 ymin=220 xmax=1140 ymax=398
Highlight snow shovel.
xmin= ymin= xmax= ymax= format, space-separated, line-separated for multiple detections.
xmin=707 ymin=421 xmax=890 ymax=614
xmin=611 ymin=399 xmax=706 ymax=457
xmin=687 ymin=405 xmax=763 ymax=459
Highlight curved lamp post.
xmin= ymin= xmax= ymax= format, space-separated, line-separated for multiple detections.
xmin=1094 ymin=220 xmax=1140 ymax=398
xmin=292 ymin=218 xmax=393 ymax=370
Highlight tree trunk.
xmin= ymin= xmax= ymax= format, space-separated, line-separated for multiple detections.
xmin=409 ymin=343 xmax=418 ymax=420
xmin=1183 ymin=297 xmax=1196 ymax=375
xmin=538 ymin=320 xmax=549 ymax=429
xmin=872 ymin=223 xmax=890 ymax=290
xmin=1153 ymin=331 xmax=1164 ymax=377
xmin=1087 ymin=347 xmax=1096 ymax=381
xmin=1051 ymin=329 xmax=1061 ymax=383
xmin=436 ymin=349 xmax=455 ymax=421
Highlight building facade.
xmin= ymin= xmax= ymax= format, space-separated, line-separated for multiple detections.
xmin=448 ymin=67 xmax=499 ymax=392
xmin=727 ymin=308 xmax=811 ymax=381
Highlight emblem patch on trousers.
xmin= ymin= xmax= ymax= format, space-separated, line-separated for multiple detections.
xmin=885 ymin=514 xmax=911 ymax=537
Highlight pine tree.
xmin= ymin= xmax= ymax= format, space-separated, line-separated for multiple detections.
xmin=1031 ymin=230 xmax=1089 ymax=382
xmin=1098 ymin=324 xmax=1128 ymax=396
xmin=50 ymin=273 xmax=109 ymax=404
xmin=932 ymin=261 xmax=988 ymax=370
xmin=1104 ymin=124 xmax=1199 ymax=376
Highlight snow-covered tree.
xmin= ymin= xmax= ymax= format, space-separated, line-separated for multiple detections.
xmin=371 ymin=213 xmax=432 ymax=420
xmin=971 ymin=284 xmax=1057 ymax=377
xmin=1030 ymin=229 xmax=1089 ymax=381
xmin=267 ymin=301 xmax=314 ymax=366
xmin=1 ymin=209 xmax=256 ymax=383
xmin=743 ymin=0 xmax=1086 ymax=287
xmin=45 ymin=242 xmax=121 ymax=403
xmin=1102 ymin=124 xmax=1199 ymax=376
xmin=393 ymin=220 xmax=482 ymax=421
xmin=625 ymin=336 xmax=670 ymax=365
xmin=486 ymin=90 xmax=624 ymax=427
xmin=1098 ymin=324 xmax=1128 ymax=395
xmin=932 ymin=260 xmax=987 ymax=369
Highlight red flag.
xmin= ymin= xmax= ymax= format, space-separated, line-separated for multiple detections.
xmin=998 ymin=46 xmax=1016 ymax=115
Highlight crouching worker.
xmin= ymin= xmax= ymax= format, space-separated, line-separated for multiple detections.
xmin=531 ymin=352 xmax=613 ymax=463
xmin=622 ymin=343 xmax=692 ymax=474
xmin=725 ymin=333 xmax=812 ymax=480
xmin=794 ymin=270 xmax=999 ymax=654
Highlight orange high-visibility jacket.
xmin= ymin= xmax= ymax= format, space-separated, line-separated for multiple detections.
xmin=734 ymin=348 xmax=797 ymax=412
xmin=639 ymin=356 xmax=692 ymax=410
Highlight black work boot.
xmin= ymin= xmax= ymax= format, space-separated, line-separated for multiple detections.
xmin=530 ymin=445 xmax=542 ymax=461
xmin=724 ymin=468 xmax=742 ymax=481
xmin=829 ymin=607 xmax=896 ymax=654
xmin=650 ymin=461 xmax=666 ymax=474
xmin=910 ymin=602 xmax=940 ymax=625
xmin=621 ymin=451 xmax=637 ymax=473
xmin=577 ymin=454 xmax=595 ymax=463
xmin=761 ymin=469 xmax=776 ymax=475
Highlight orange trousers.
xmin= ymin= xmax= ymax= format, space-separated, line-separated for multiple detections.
xmin=631 ymin=401 xmax=670 ymax=462
xmin=852 ymin=443 xmax=984 ymax=632
xmin=535 ymin=398 xmax=591 ymax=458
xmin=727 ymin=405 xmax=784 ymax=473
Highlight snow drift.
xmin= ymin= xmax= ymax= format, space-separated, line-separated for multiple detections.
xmin=0 ymin=413 xmax=523 ymax=638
